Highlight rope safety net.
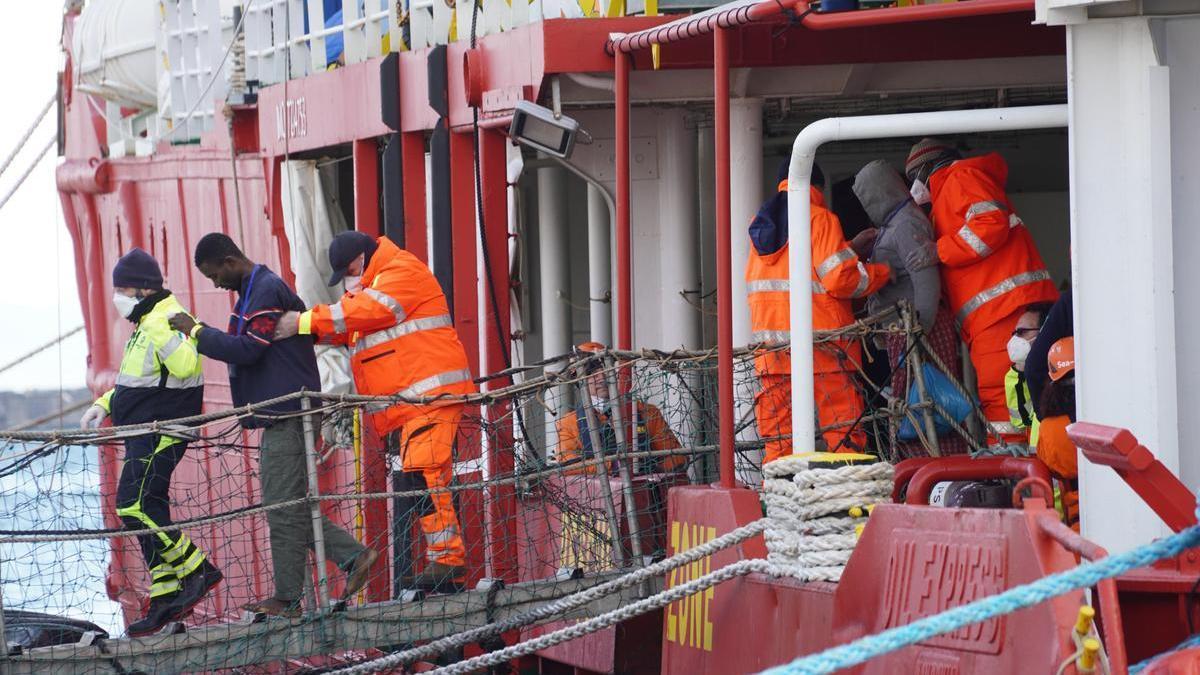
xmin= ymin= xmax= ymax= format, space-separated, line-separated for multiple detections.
xmin=0 ymin=306 xmax=997 ymax=673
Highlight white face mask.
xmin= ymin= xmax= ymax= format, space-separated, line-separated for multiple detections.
xmin=343 ymin=275 xmax=363 ymax=293
xmin=112 ymin=292 xmax=140 ymax=319
xmin=909 ymin=178 xmax=931 ymax=206
xmin=1007 ymin=334 xmax=1032 ymax=369
xmin=591 ymin=395 xmax=610 ymax=413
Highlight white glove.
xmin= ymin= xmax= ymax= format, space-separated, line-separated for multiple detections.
xmin=80 ymin=405 xmax=107 ymax=430
xmin=274 ymin=311 xmax=301 ymax=340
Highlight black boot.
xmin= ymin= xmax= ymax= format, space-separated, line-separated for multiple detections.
xmin=128 ymin=594 xmax=180 ymax=637
xmin=402 ymin=562 xmax=466 ymax=593
xmin=170 ymin=560 xmax=223 ymax=620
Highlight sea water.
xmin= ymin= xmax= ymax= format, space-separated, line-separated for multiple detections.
xmin=0 ymin=443 xmax=122 ymax=635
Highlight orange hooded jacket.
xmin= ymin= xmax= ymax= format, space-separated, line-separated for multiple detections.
xmin=298 ymin=237 xmax=476 ymax=440
xmin=745 ymin=183 xmax=889 ymax=375
xmin=929 ymin=153 xmax=1058 ymax=338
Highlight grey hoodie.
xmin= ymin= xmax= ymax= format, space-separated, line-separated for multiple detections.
xmin=852 ymin=159 xmax=941 ymax=331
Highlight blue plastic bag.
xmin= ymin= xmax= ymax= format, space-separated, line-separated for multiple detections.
xmin=897 ymin=362 xmax=974 ymax=441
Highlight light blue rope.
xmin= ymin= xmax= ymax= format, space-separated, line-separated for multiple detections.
xmin=1129 ymin=633 xmax=1200 ymax=674
xmin=760 ymin=524 xmax=1200 ymax=675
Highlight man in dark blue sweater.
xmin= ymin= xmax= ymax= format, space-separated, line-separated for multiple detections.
xmin=169 ymin=233 xmax=377 ymax=617
xmin=1026 ymin=290 xmax=1073 ymax=418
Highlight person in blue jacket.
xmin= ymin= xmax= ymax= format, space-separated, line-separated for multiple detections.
xmin=169 ymin=233 xmax=377 ymax=618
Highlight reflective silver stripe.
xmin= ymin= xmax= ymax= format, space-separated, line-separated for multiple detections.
xmin=989 ymin=421 xmax=1023 ymax=436
xmin=365 ymin=367 xmax=474 ymax=411
xmin=850 ymin=262 xmax=871 ymax=298
xmin=812 ymin=280 xmax=827 ymax=294
xmin=352 ymin=314 xmax=454 ymax=354
xmin=957 ymin=224 xmax=993 ymax=257
xmin=330 ymin=302 xmax=347 ymax=334
xmin=115 ymin=373 xmax=161 ymax=388
xmin=965 ymin=200 xmax=1005 ymax=222
xmin=363 ymin=288 xmax=406 ymax=322
xmin=956 ymin=270 xmax=1053 ymax=323
xmin=140 ymin=338 xmax=157 ymax=374
xmin=959 ymin=202 xmax=1024 ymax=256
xmin=751 ymin=329 xmax=790 ymax=344
xmin=398 ymin=369 xmax=472 ymax=398
xmin=158 ymin=335 xmax=187 ymax=362
xmin=747 ymin=279 xmax=790 ymax=293
xmin=165 ymin=373 xmax=204 ymax=389
xmin=425 ymin=526 xmax=460 ymax=547
xmin=816 ymin=248 xmax=855 ymax=279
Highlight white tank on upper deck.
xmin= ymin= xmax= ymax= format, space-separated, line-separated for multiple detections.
xmin=72 ymin=0 xmax=240 ymax=111
xmin=72 ymin=0 xmax=159 ymax=109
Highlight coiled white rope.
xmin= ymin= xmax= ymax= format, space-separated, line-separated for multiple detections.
xmin=762 ymin=456 xmax=894 ymax=582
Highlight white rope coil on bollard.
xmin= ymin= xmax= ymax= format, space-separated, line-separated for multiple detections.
xmin=762 ymin=455 xmax=895 ymax=582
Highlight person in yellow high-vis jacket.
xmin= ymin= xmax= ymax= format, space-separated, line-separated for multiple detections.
xmin=79 ymin=249 xmax=222 ymax=636
xmin=1003 ymin=303 xmax=1053 ymax=447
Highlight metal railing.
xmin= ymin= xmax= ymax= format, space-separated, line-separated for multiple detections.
xmin=240 ymin=0 xmax=669 ymax=87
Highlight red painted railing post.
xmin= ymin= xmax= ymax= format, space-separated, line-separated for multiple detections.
xmin=714 ymin=26 xmax=735 ymax=489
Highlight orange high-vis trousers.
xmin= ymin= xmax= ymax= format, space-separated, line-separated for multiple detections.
xmin=966 ymin=309 xmax=1031 ymax=443
xmin=756 ymin=340 xmax=868 ymax=465
xmin=397 ymin=405 xmax=466 ymax=568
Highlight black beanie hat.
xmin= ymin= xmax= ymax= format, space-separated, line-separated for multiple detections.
xmin=112 ymin=248 xmax=164 ymax=290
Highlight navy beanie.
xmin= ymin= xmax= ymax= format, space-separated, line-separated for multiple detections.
xmin=112 ymin=248 xmax=163 ymax=290
xmin=751 ymin=160 xmax=826 ymax=256
xmin=327 ymin=231 xmax=380 ymax=286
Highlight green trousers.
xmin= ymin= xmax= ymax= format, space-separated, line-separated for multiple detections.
xmin=260 ymin=417 xmax=366 ymax=603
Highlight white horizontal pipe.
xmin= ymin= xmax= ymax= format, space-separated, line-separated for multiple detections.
xmin=786 ymin=104 xmax=1068 ymax=455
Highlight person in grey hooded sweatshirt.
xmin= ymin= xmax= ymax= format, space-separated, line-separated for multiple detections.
xmin=852 ymin=159 xmax=941 ymax=332
xmin=852 ymin=159 xmax=968 ymax=457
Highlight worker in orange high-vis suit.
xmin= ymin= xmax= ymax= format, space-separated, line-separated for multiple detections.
xmin=905 ymin=139 xmax=1058 ymax=447
xmin=275 ymin=231 xmax=475 ymax=591
xmin=746 ymin=161 xmax=890 ymax=464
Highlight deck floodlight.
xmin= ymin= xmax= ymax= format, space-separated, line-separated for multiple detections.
xmin=509 ymin=101 xmax=579 ymax=159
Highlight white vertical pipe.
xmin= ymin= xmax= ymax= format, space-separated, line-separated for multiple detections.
xmin=729 ymin=98 xmax=762 ymax=348
xmin=786 ymin=105 xmax=1068 ymax=456
xmin=657 ymin=108 xmax=701 ymax=453
xmin=540 ymin=166 xmax=571 ymax=460
xmin=657 ymin=109 xmax=700 ymax=351
xmin=730 ymin=98 xmax=764 ymax=484
xmin=539 ymin=166 xmax=572 ymax=359
xmin=587 ymin=184 xmax=613 ymax=346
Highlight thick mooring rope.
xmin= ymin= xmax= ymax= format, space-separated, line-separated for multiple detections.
xmin=762 ymin=457 xmax=894 ymax=581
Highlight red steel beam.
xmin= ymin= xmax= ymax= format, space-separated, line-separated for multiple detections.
xmin=615 ymin=50 xmax=632 ymax=353
xmin=400 ymin=132 xmax=428 ymax=262
xmin=353 ymin=139 xmax=381 ymax=237
xmin=479 ymin=127 xmax=519 ymax=581
xmin=714 ymin=25 xmax=735 ymax=488
xmin=800 ymin=0 xmax=1033 ymax=29
xmin=449 ymin=130 xmax=481 ymax=376
xmin=609 ymin=0 xmax=1035 ymax=54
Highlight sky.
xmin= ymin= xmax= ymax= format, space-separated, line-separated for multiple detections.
xmin=0 ymin=4 xmax=88 ymax=392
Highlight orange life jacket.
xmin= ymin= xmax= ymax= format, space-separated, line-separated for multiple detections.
xmin=745 ymin=183 xmax=889 ymax=375
xmin=928 ymin=154 xmax=1058 ymax=338
xmin=301 ymin=237 xmax=475 ymax=434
